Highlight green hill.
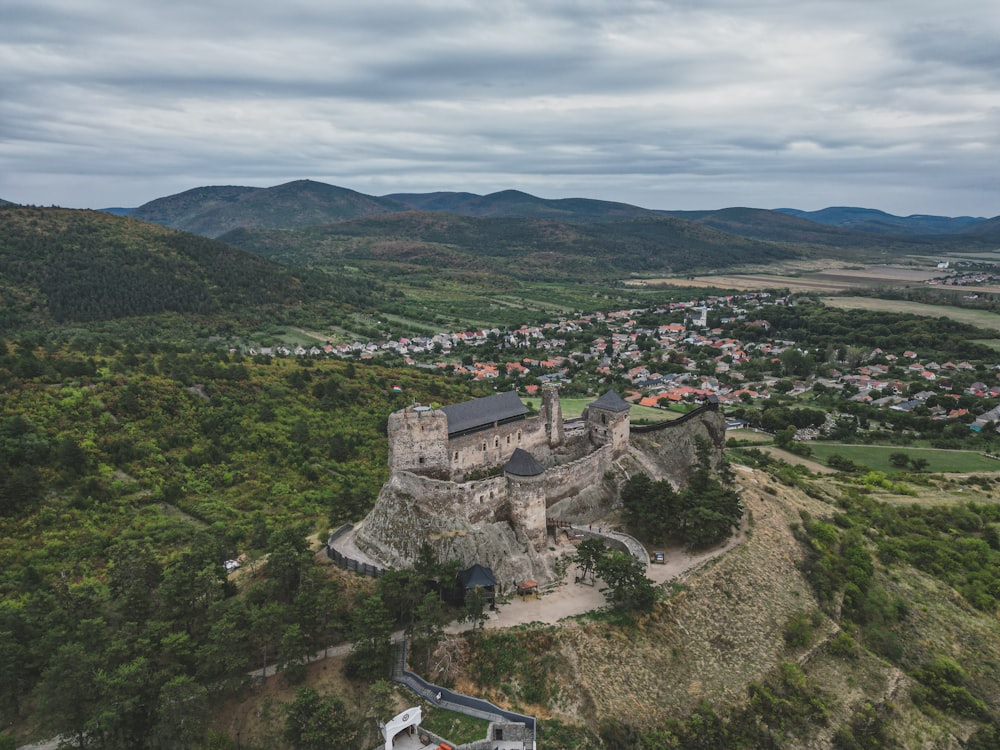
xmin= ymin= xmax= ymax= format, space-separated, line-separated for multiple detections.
xmin=385 ymin=188 xmax=668 ymax=221
xmin=130 ymin=180 xmax=408 ymax=237
xmin=776 ymin=206 xmax=990 ymax=235
xmin=0 ymin=205 xmax=383 ymax=333
xmin=220 ymin=210 xmax=805 ymax=281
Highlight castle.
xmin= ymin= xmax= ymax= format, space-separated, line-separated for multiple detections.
xmin=354 ymin=387 xmax=725 ymax=584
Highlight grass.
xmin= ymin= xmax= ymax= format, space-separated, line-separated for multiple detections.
xmin=523 ymin=396 xmax=681 ymax=422
xmin=419 ymin=706 xmax=491 ymax=744
xmin=726 ymin=429 xmax=774 ymax=444
xmin=807 ymin=442 xmax=1000 ymax=473
xmin=822 ymin=296 xmax=1000 ymax=335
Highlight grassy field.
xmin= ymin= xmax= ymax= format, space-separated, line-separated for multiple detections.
xmin=523 ymin=396 xmax=681 ymax=422
xmin=419 ymin=707 xmax=491 ymax=744
xmin=624 ymin=264 xmax=942 ymax=293
xmin=726 ymin=428 xmax=774 ymax=444
xmin=807 ymin=442 xmax=1000 ymax=474
xmin=822 ymin=296 xmax=1000 ymax=333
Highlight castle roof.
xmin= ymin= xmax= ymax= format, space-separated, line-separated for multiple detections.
xmin=588 ymin=390 xmax=630 ymax=413
xmin=441 ymin=391 xmax=529 ymax=437
xmin=504 ymin=448 xmax=545 ymax=477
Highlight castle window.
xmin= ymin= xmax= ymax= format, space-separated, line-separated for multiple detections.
xmin=602 ymin=414 xmax=607 ymax=424
xmin=494 ymin=438 xmax=499 ymax=448
xmin=454 ymin=451 xmax=459 ymax=460
xmin=482 ymin=443 xmax=486 ymax=451
xmin=518 ymin=431 xmax=521 ymax=441
xmin=506 ymin=435 xmax=510 ymax=445
xmin=418 ymin=457 xmax=425 ymax=464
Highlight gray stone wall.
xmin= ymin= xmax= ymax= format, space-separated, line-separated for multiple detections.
xmin=388 ymin=406 xmax=450 ymax=478
xmin=447 ymin=414 xmax=548 ymax=479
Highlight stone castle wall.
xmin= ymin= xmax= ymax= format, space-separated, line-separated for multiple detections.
xmin=357 ymin=394 xmax=727 ymax=585
xmin=448 ymin=416 xmax=548 ymax=479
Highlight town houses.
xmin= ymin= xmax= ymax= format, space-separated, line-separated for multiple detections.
xmin=236 ymin=290 xmax=1000 ymax=434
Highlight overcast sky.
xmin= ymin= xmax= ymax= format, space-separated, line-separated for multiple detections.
xmin=2 ymin=0 xmax=998 ymax=216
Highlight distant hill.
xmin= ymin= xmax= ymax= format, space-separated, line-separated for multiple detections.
xmin=130 ymin=180 xmax=408 ymax=237
xmin=221 ymin=210 xmax=806 ymax=281
xmin=99 ymin=207 xmax=136 ymax=216
xmin=658 ymin=207 xmax=905 ymax=248
xmin=384 ymin=188 xmax=667 ymax=221
xmin=775 ymin=206 xmax=988 ymax=236
xmin=129 ymin=179 xmax=994 ymax=249
xmin=0 ymin=198 xmax=14 ymax=206
xmin=956 ymin=215 xmax=1000 ymax=241
xmin=0 ymin=205 xmax=382 ymax=332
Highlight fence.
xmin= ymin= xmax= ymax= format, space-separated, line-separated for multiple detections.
xmin=325 ymin=524 xmax=387 ymax=579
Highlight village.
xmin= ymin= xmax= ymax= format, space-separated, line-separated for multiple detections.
xmin=241 ymin=290 xmax=1000 ymax=438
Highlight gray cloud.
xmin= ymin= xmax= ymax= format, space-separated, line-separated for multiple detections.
xmin=1 ymin=0 xmax=998 ymax=215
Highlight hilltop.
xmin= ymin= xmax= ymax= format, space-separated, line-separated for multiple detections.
xmin=129 ymin=180 xmax=408 ymax=237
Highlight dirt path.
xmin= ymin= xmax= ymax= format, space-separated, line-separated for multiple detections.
xmin=445 ymin=525 xmax=746 ymax=631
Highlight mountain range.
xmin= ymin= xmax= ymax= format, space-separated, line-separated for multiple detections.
xmin=58 ymin=179 xmax=993 ymax=244
xmin=2 ymin=180 xmax=998 ymax=334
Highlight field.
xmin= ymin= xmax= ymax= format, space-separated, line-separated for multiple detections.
xmin=807 ymin=442 xmax=1000 ymax=474
xmin=821 ymin=296 xmax=1000 ymax=333
xmin=624 ymin=264 xmax=942 ymax=293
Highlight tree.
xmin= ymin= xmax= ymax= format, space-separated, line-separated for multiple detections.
xmin=595 ymin=551 xmax=657 ymax=611
xmin=149 ymin=675 xmax=210 ymax=750
xmin=283 ymin=687 xmax=360 ymax=750
xmin=34 ymin=640 xmax=104 ymax=748
xmin=278 ymin=623 xmax=310 ymax=684
xmin=377 ymin=568 xmax=426 ymax=635
xmin=411 ymin=590 xmax=449 ymax=671
xmin=346 ymin=594 xmax=393 ymax=679
xmin=621 ymin=473 xmax=678 ymax=544
xmin=889 ymin=452 xmax=910 ymax=468
xmin=464 ymin=586 xmax=490 ymax=631
xmin=573 ymin=538 xmax=607 ymax=583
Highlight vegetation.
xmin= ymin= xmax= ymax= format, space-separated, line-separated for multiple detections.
xmin=0 ymin=206 xmax=387 ymax=335
xmin=8 ymin=194 xmax=1000 ymax=748
xmin=622 ymin=438 xmax=743 ymax=548
xmin=0 ymin=339 xmax=478 ymax=747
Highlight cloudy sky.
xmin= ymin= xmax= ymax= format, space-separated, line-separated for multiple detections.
xmin=2 ymin=0 xmax=998 ymax=216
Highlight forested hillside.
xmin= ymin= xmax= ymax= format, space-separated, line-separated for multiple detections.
xmin=130 ymin=180 xmax=408 ymax=237
xmin=0 ymin=340 xmax=479 ymax=746
xmin=221 ymin=211 xmax=804 ymax=281
xmin=0 ymin=206 xmax=385 ymax=333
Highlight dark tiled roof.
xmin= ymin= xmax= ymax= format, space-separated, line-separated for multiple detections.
xmin=458 ymin=563 xmax=496 ymax=589
xmin=504 ymin=448 xmax=545 ymax=476
xmin=441 ymin=391 xmax=529 ymax=437
xmin=588 ymin=390 xmax=630 ymax=413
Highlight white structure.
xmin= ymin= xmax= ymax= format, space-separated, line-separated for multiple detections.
xmin=382 ymin=706 xmax=422 ymax=750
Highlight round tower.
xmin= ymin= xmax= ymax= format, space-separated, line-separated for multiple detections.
xmin=504 ymin=448 xmax=547 ymax=551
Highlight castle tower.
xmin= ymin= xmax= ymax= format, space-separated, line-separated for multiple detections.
xmin=504 ymin=448 xmax=547 ymax=551
xmin=541 ymin=384 xmax=564 ymax=448
xmin=387 ymin=404 xmax=450 ymax=479
xmin=585 ymin=390 xmax=631 ymax=456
